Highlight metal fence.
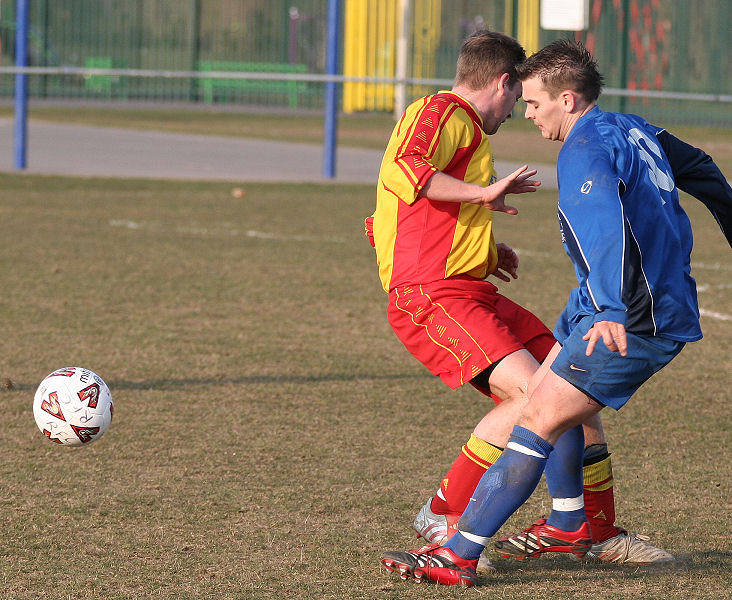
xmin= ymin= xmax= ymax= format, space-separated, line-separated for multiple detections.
xmin=0 ymin=0 xmax=730 ymax=127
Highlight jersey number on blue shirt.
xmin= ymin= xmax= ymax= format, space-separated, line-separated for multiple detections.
xmin=627 ymin=128 xmax=674 ymax=197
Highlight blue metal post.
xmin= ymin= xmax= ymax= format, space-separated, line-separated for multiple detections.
xmin=323 ymin=0 xmax=341 ymax=179
xmin=14 ymin=0 xmax=29 ymax=170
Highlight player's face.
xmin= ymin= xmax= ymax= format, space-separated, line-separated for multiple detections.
xmin=521 ymin=77 xmax=567 ymax=142
xmin=484 ymin=80 xmax=522 ymax=135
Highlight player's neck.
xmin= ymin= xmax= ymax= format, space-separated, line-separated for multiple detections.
xmin=451 ymin=86 xmax=481 ymax=110
xmin=451 ymin=85 xmax=495 ymax=130
xmin=560 ymin=102 xmax=597 ymax=142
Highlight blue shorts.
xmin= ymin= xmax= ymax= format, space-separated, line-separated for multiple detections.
xmin=551 ymin=315 xmax=684 ymax=410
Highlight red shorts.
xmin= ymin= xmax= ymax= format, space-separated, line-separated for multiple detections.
xmin=387 ymin=278 xmax=554 ymax=391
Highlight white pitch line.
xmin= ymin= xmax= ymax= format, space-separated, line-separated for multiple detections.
xmin=109 ymin=219 xmax=150 ymax=230
xmin=513 ymin=248 xmax=553 ymax=258
xmin=109 ymin=219 xmax=345 ymax=243
xmin=699 ymin=308 xmax=732 ymax=321
xmin=109 ymin=219 xmax=143 ymax=229
xmin=693 ymin=262 xmax=732 ymax=271
xmin=696 ymin=284 xmax=732 ymax=293
xmin=106 ymin=223 xmax=732 ymax=307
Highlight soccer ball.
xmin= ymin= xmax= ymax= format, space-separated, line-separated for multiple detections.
xmin=33 ymin=367 xmax=114 ymax=446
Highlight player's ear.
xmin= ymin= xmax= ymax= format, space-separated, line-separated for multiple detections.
xmin=560 ymin=90 xmax=576 ymax=113
xmin=497 ymin=72 xmax=511 ymax=94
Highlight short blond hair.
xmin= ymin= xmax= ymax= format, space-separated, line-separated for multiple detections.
xmin=454 ymin=30 xmax=526 ymax=90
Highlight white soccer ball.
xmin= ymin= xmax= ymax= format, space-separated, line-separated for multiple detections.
xmin=33 ymin=367 xmax=114 ymax=446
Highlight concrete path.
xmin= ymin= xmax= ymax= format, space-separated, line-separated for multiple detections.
xmin=0 ymin=118 xmax=557 ymax=188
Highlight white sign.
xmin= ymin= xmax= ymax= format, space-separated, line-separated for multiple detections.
xmin=541 ymin=0 xmax=590 ymax=31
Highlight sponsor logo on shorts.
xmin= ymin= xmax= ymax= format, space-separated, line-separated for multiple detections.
xmin=569 ymin=364 xmax=588 ymax=372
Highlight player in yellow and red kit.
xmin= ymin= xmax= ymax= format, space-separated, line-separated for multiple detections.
xmin=367 ymin=30 xmax=672 ymax=573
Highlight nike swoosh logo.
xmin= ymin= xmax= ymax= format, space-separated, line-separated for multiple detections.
xmin=569 ymin=364 xmax=588 ymax=372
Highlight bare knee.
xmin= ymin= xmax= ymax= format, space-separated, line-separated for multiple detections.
xmin=484 ymin=349 xmax=539 ymax=404
xmin=518 ymin=371 xmax=604 ymax=445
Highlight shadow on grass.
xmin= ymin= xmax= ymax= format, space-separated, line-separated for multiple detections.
xmin=116 ymin=372 xmax=433 ymax=390
xmin=2 ymin=372 xmax=433 ymax=393
xmin=482 ymin=549 xmax=732 ymax=584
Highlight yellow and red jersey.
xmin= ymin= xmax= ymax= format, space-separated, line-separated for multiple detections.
xmin=368 ymin=91 xmax=499 ymax=292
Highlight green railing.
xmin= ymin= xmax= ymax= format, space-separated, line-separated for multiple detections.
xmin=0 ymin=0 xmax=729 ymax=127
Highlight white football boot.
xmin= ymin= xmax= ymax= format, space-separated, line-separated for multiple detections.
xmin=412 ymin=499 xmax=496 ymax=573
xmin=585 ymin=529 xmax=674 ymax=564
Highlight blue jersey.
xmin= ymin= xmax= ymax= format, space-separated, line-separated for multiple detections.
xmin=554 ymin=107 xmax=702 ymax=344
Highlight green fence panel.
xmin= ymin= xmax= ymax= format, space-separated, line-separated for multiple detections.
xmin=0 ymin=0 xmax=729 ymax=127
xmin=537 ymin=0 xmax=731 ymax=126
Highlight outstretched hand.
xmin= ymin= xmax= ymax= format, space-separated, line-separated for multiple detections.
xmin=478 ymin=165 xmax=541 ymax=214
xmin=583 ymin=320 xmax=628 ymax=356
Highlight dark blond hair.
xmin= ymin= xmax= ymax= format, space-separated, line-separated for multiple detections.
xmin=516 ymin=39 xmax=604 ymax=102
xmin=454 ymin=30 xmax=526 ymax=90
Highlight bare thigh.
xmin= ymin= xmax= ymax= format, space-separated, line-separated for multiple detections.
xmin=528 ymin=343 xmax=607 ymax=446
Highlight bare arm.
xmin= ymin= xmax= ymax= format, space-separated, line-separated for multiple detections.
xmin=418 ymin=165 xmax=541 ymax=215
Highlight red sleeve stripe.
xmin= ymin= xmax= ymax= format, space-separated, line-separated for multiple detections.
xmin=395 ymin=95 xmax=460 ymax=190
xmin=443 ymin=117 xmax=483 ymax=180
xmin=395 ymin=96 xmax=431 ymax=157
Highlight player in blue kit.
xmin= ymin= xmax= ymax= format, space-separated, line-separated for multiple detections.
xmin=380 ymin=39 xmax=731 ymax=587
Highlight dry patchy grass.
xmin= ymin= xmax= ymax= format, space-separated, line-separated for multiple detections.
xmin=0 ymin=175 xmax=729 ymax=599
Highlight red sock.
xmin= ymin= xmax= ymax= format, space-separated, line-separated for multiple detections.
xmin=429 ymin=435 xmax=503 ymax=515
xmin=583 ymin=454 xmax=621 ymax=543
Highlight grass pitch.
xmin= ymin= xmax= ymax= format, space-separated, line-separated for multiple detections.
xmin=0 ymin=173 xmax=729 ymax=599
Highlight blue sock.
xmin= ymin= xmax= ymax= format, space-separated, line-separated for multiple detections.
xmin=443 ymin=531 xmax=485 ymax=561
xmin=445 ymin=426 xmax=553 ymax=560
xmin=544 ymin=424 xmax=586 ymax=532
